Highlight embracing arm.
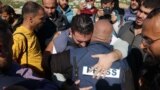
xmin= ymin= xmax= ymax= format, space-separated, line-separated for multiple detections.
xmin=91 ymin=36 xmax=129 ymax=79
xmin=45 ymin=31 xmax=61 ymax=54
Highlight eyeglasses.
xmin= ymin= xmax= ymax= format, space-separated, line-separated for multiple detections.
xmin=141 ymin=35 xmax=160 ymax=46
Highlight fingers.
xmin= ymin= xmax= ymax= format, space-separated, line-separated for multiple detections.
xmin=89 ymin=64 xmax=98 ymax=72
xmin=75 ymin=80 xmax=80 ymax=85
xmin=101 ymin=69 xmax=107 ymax=79
xmin=93 ymin=66 xmax=102 ymax=79
xmin=91 ymin=54 xmax=101 ymax=58
xmin=80 ymin=86 xmax=93 ymax=90
xmin=90 ymin=64 xmax=107 ymax=79
xmin=75 ymin=80 xmax=93 ymax=90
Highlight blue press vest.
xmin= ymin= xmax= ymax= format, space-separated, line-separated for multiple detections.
xmin=70 ymin=42 xmax=131 ymax=90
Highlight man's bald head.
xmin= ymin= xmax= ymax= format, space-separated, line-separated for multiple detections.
xmin=91 ymin=19 xmax=113 ymax=43
xmin=42 ymin=0 xmax=57 ymax=17
xmin=141 ymin=8 xmax=160 ymax=59
xmin=42 ymin=0 xmax=57 ymax=4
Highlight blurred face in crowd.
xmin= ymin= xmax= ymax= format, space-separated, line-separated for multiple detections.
xmin=0 ymin=28 xmax=12 ymax=71
xmin=86 ymin=0 xmax=95 ymax=8
xmin=130 ymin=0 xmax=139 ymax=10
xmin=140 ymin=17 xmax=160 ymax=59
xmin=42 ymin=0 xmax=57 ymax=17
xmin=135 ymin=5 xmax=152 ymax=26
xmin=59 ymin=0 xmax=68 ymax=9
xmin=101 ymin=1 xmax=114 ymax=10
xmin=71 ymin=31 xmax=92 ymax=47
xmin=30 ymin=9 xmax=45 ymax=29
xmin=1 ymin=12 xmax=10 ymax=22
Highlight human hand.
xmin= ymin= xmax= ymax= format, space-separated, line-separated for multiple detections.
xmin=75 ymin=80 xmax=93 ymax=90
xmin=90 ymin=53 xmax=115 ymax=79
xmin=111 ymin=12 xmax=117 ymax=23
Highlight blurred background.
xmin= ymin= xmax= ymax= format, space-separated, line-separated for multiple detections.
xmin=0 ymin=0 xmax=130 ymax=14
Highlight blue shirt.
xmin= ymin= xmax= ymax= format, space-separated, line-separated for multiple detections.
xmin=57 ymin=5 xmax=74 ymax=23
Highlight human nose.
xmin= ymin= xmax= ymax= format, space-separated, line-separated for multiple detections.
xmin=48 ymin=9 xmax=52 ymax=13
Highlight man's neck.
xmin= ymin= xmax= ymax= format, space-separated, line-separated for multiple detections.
xmin=134 ymin=24 xmax=142 ymax=35
xmin=22 ymin=22 xmax=34 ymax=32
xmin=130 ymin=7 xmax=138 ymax=14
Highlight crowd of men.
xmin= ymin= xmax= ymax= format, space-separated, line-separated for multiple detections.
xmin=0 ymin=0 xmax=160 ymax=90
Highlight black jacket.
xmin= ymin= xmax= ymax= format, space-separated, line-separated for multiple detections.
xmin=36 ymin=10 xmax=70 ymax=52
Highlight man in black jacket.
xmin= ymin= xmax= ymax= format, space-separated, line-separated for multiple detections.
xmin=36 ymin=0 xmax=70 ymax=52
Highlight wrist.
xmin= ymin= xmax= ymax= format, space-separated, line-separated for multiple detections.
xmin=112 ymin=49 xmax=122 ymax=61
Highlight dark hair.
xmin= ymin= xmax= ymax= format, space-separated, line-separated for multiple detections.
xmin=22 ymin=1 xmax=44 ymax=18
xmin=140 ymin=65 xmax=160 ymax=90
xmin=4 ymin=85 xmax=29 ymax=90
xmin=71 ymin=14 xmax=93 ymax=34
xmin=1 ymin=5 xmax=15 ymax=16
xmin=147 ymin=8 xmax=160 ymax=19
xmin=0 ymin=18 xmax=9 ymax=33
xmin=101 ymin=0 xmax=114 ymax=4
xmin=141 ymin=0 xmax=160 ymax=9
xmin=0 ymin=18 xmax=12 ymax=72
xmin=0 ymin=5 xmax=17 ymax=26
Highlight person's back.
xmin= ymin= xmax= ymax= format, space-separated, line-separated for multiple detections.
xmin=70 ymin=45 xmax=132 ymax=90
xmin=69 ymin=20 xmax=134 ymax=90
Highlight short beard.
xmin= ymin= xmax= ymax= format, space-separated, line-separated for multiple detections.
xmin=143 ymin=53 xmax=160 ymax=66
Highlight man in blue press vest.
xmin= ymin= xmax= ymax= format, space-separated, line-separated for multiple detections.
xmin=50 ymin=19 xmax=134 ymax=90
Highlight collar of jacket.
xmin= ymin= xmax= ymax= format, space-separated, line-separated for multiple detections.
xmin=89 ymin=41 xmax=113 ymax=49
xmin=129 ymin=7 xmax=138 ymax=14
xmin=129 ymin=21 xmax=137 ymax=34
xmin=57 ymin=5 xmax=72 ymax=14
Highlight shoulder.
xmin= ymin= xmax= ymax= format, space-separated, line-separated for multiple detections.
xmin=13 ymin=32 xmax=26 ymax=41
xmin=118 ymin=21 xmax=133 ymax=36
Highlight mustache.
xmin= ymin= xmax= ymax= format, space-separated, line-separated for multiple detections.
xmin=131 ymin=3 xmax=137 ymax=6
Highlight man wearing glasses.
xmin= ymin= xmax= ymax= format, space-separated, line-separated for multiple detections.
xmin=139 ymin=8 xmax=160 ymax=89
xmin=118 ymin=0 xmax=160 ymax=89
xmin=140 ymin=8 xmax=160 ymax=62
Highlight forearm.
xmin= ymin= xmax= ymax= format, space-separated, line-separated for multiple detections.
xmin=111 ymin=37 xmax=129 ymax=59
xmin=45 ymin=40 xmax=54 ymax=54
xmin=111 ymin=49 xmax=123 ymax=62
